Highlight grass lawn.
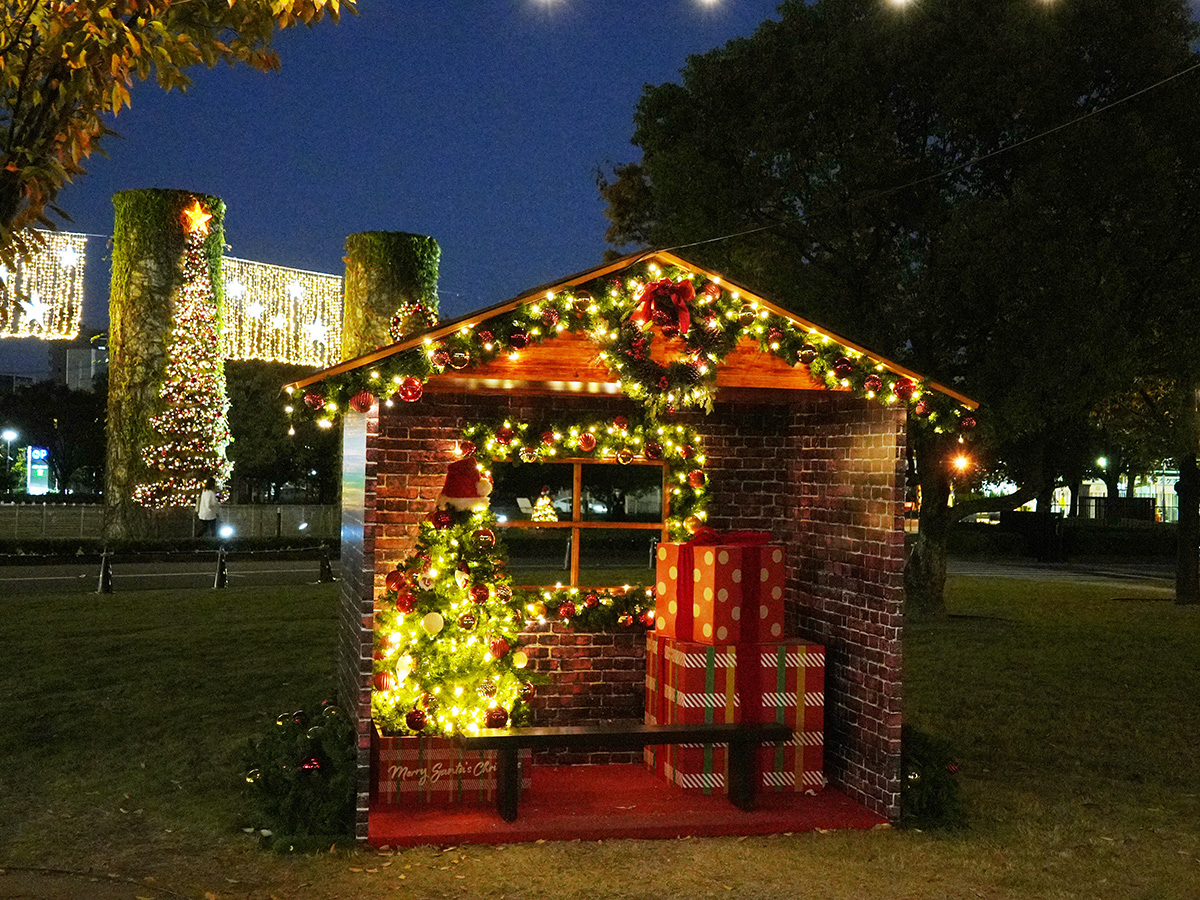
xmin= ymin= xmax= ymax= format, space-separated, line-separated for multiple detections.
xmin=1 ymin=574 xmax=1198 ymax=899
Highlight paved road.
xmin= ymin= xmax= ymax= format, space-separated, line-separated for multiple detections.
xmin=948 ymin=557 xmax=1174 ymax=587
xmin=0 ymin=555 xmax=337 ymax=595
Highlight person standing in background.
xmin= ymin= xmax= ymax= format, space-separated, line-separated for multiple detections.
xmin=196 ymin=477 xmax=219 ymax=537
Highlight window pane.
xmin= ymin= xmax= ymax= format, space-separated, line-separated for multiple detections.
xmin=577 ymin=528 xmax=659 ymax=586
xmin=502 ymin=529 xmax=572 ymax=586
xmin=489 ymin=461 xmax=573 ymax=524
xmin=580 ymin=464 xmax=663 ymax=523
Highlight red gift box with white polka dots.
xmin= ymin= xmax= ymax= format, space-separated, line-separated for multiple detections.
xmin=654 ymin=541 xmax=786 ymax=645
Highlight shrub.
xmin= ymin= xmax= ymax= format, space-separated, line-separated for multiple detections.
xmin=900 ymin=724 xmax=966 ymax=830
xmin=243 ymin=701 xmax=356 ymax=842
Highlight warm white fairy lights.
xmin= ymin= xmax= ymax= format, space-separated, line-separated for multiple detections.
xmin=221 ymin=257 xmax=343 ymax=367
xmin=0 ymin=231 xmax=86 ymax=340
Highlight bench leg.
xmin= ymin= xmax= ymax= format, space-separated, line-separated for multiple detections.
xmin=727 ymin=739 xmax=758 ymax=811
xmin=495 ymin=747 xmax=520 ymax=822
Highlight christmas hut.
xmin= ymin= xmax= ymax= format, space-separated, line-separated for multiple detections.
xmin=284 ymin=247 xmax=976 ymax=844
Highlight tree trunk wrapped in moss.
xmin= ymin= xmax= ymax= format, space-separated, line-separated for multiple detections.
xmin=105 ymin=189 xmax=230 ymax=540
xmin=341 ymin=232 xmax=439 ymax=360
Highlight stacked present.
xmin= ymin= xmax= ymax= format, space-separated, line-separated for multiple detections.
xmin=645 ymin=530 xmax=826 ymax=795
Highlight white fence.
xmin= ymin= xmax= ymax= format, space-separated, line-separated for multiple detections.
xmin=0 ymin=503 xmax=340 ymax=541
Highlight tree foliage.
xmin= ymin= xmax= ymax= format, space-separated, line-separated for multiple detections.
xmin=0 ymin=377 xmax=106 ymax=493
xmin=0 ymin=0 xmax=353 ymax=262
xmin=601 ymin=0 xmax=1200 ymax=610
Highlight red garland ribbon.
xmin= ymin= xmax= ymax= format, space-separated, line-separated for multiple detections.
xmin=629 ymin=278 xmax=694 ymax=335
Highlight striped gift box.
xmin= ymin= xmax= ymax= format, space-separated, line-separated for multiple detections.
xmin=750 ymin=641 xmax=826 ymax=793
xmin=371 ymin=726 xmax=530 ymax=805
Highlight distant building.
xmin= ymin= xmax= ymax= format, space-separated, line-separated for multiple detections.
xmin=0 ymin=373 xmax=35 ymax=395
xmin=49 ymin=328 xmax=107 ymax=392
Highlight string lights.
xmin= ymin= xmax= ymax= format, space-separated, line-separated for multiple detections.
xmin=0 ymin=231 xmax=86 ymax=340
xmin=132 ymin=200 xmax=233 ymax=508
xmin=221 ymin=257 xmax=343 ymax=367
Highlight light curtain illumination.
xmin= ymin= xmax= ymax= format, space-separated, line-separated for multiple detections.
xmin=221 ymin=257 xmax=343 ymax=367
xmin=0 ymin=232 xmax=87 ymax=340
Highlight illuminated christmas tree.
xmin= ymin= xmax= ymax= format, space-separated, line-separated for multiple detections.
xmin=531 ymin=487 xmax=558 ymax=522
xmin=372 ymin=459 xmax=530 ymax=735
xmin=132 ymin=198 xmax=232 ymax=507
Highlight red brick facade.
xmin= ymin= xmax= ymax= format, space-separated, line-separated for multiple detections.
xmin=339 ymin=390 xmax=906 ymax=840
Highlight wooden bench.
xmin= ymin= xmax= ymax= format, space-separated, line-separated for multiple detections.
xmin=457 ymin=721 xmax=793 ymax=821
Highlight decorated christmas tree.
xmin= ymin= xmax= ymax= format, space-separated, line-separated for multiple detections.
xmin=531 ymin=487 xmax=558 ymax=522
xmin=132 ymin=198 xmax=232 ymax=507
xmin=372 ymin=458 xmax=531 ymax=736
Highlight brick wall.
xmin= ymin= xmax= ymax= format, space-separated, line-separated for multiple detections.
xmin=339 ymin=388 xmax=906 ymax=836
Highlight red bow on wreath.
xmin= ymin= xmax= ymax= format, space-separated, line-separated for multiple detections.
xmin=629 ymin=278 xmax=694 ymax=335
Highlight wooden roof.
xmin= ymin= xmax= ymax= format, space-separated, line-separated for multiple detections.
xmin=286 ymin=250 xmax=976 ymax=409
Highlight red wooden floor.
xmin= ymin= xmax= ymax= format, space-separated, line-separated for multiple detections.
xmin=369 ymin=763 xmax=887 ymax=846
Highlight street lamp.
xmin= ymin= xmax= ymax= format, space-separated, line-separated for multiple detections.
xmin=2 ymin=429 xmax=17 ymax=493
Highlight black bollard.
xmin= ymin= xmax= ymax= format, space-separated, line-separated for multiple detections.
xmin=214 ymin=547 xmax=228 ymax=589
xmin=97 ymin=549 xmax=113 ymax=594
xmin=318 ymin=543 xmax=335 ymax=583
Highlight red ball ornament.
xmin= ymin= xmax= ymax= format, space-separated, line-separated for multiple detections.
xmin=558 ymin=600 xmax=577 ymax=619
xmin=767 ymin=327 xmax=784 ymax=344
xmin=613 ymin=416 xmax=629 ymax=431
xmin=495 ymin=583 xmax=513 ymax=602
xmin=475 ymin=527 xmax=496 ymax=549
xmin=519 ymin=447 xmax=539 ymax=463
xmin=577 ymin=432 xmax=597 ymax=452
xmin=508 ymin=328 xmax=530 ymax=349
xmin=431 ymin=508 xmax=453 ymax=529
xmin=864 ymin=374 xmax=883 ymax=393
xmin=832 ymin=357 xmax=855 ymax=378
xmin=541 ymin=430 xmax=557 ymax=447
xmin=385 ymin=569 xmax=406 ymax=592
xmin=684 ymin=515 xmax=703 ymax=534
xmin=702 ymin=282 xmax=722 ymax=300
xmin=458 ymin=440 xmax=477 ymax=458
xmin=894 ymin=378 xmax=916 ymax=401
xmin=405 ymin=708 xmax=427 ymax=732
xmin=478 ymin=329 xmax=495 ymax=345
xmin=395 ymin=591 xmax=416 ymax=614
xmin=350 ymin=390 xmax=376 ymax=413
xmin=303 ymin=392 xmax=325 ymax=410
xmin=639 ymin=610 xmax=655 ymax=629
xmin=449 ymin=349 xmax=471 ymax=370
xmin=495 ymin=425 xmax=515 ymax=446
xmin=687 ymin=469 xmax=706 ymax=489
xmin=679 ymin=444 xmax=694 ymax=460
xmin=470 ymin=583 xmax=490 ymax=604
xmin=583 ymin=592 xmax=599 ymax=609
xmin=519 ymin=682 xmax=535 ymax=700
xmin=457 ymin=612 xmax=477 ymax=630
xmin=915 ymin=399 xmax=932 ymax=417
xmin=398 ymin=376 xmax=423 ymax=403
xmin=485 ymin=706 xmax=509 ymax=729
xmin=432 ymin=348 xmax=451 ymax=368
xmin=738 ymin=306 xmax=756 ymax=326
xmin=374 ymin=671 xmax=396 ymax=692
xmin=644 ymin=441 xmax=663 ymax=461
xmin=618 ymin=613 xmax=634 ymax=627
xmin=960 ymin=415 xmax=978 ymax=431
xmin=799 ymin=344 xmax=817 ymax=365
xmin=541 ymin=307 xmax=559 ymax=328
xmin=490 ymin=637 xmax=510 ymax=659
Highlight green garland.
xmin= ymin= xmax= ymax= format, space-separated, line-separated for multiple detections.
xmin=285 ymin=259 xmax=977 ymax=435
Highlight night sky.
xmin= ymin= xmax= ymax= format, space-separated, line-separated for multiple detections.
xmin=1 ymin=1 xmax=782 ymax=377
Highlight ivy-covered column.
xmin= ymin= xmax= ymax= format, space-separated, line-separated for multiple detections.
xmin=104 ymin=189 xmax=232 ymax=540
xmin=341 ymin=232 xmax=440 ymax=360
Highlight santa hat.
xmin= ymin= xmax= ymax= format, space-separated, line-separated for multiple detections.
xmin=436 ymin=457 xmax=493 ymax=511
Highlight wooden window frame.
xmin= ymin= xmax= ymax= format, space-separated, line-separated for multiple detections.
xmin=496 ymin=457 xmax=668 ymax=588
